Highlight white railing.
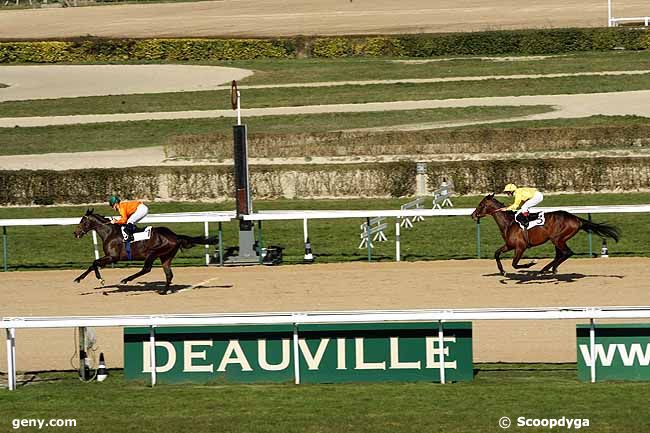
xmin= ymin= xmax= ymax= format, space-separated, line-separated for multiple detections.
xmin=607 ymin=0 xmax=650 ymax=26
xmin=3 ymin=305 xmax=650 ymax=389
xmin=2 ymin=205 xmax=649 ymax=267
xmin=0 ymin=211 xmax=234 ymax=269
xmin=247 ymin=205 xmax=650 ymax=261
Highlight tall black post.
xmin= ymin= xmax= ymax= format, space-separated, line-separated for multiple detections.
xmin=233 ymin=125 xmax=252 ymax=228
xmin=226 ymin=124 xmax=259 ymax=264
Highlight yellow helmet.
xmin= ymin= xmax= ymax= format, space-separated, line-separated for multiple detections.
xmin=503 ymin=183 xmax=517 ymax=193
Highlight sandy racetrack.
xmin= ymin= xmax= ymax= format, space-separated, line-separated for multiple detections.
xmin=0 ymin=0 xmax=648 ymax=39
xmin=1 ymin=258 xmax=649 ymax=372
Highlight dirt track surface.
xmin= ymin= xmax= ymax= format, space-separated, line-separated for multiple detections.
xmin=1 ymin=258 xmax=649 ymax=372
xmin=0 ymin=0 xmax=647 ymax=39
xmin=0 ymin=65 xmax=251 ymax=102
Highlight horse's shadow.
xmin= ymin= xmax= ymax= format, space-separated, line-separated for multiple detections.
xmin=81 ymin=281 xmax=233 ymax=296
xmin=483 ymin=271 xmax=625 ymax=285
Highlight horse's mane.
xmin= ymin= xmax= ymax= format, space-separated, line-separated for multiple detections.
xmin=485 ymin=194 xmax=505 ymax=208
xmin=84 ymin=209 xmax=111 ymax=223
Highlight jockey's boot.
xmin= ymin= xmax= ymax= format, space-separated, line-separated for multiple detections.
xmin=520 ymin=212 xmax=530 ymax=245
xmin=125 ymin=223 xmax=137 ymax=242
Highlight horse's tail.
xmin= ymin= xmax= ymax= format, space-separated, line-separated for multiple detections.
xmin=177 ymin=235 xmax=219 ymax=250
xmin=579 ymin=218 xmax=621 ymax=242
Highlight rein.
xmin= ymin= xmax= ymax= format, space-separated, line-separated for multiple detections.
xmin=81 ymin=215 xmax=114 ymax=234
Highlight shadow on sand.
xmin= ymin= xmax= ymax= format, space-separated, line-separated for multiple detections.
xmin=81 ymin=280 xmax=233 ymax=296
xmin=483 ymin=271 xmax=624 ymax=285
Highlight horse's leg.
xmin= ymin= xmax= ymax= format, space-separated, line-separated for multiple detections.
xmin=161 ymin=257 xmax=174 ymax=288
xmin=74 ymin=256 xmax=115 ymax=284
xmin=120 ymin=254 xmax=157 ymax=285
xmin=511 ymin=246 xmax=537 ymax=270
xmin=494 ymin=244 xmax=512 ymax=276
xmin=551 ymin=241 xmax=574 ymax=274
xmin=159 ymin=249 xmax=178 ymax=288
xmin=540 ymin=247 xmax=562 ymax=274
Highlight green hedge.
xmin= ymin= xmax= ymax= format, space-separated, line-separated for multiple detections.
xmin=165 ymin=125 xmax=650 ymax=159
xmin=0 ymin=163 xmax=415 ymax=205
xmin=427 ymin=157 xmax=650 ymax=194
xmin=2 ymin=157 xmax=650 ymax=205
xmin=0 ymin=38 xmax=295 ymax=63
xmin=1 ymin=27 xmax=649 ymax=63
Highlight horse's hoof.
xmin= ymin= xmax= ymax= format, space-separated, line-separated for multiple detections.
xmin=500 ymin=271 xmax=507 ymax=277
xmin=73 ymin=278 xmax=81 ymax=284
xmin=99 ymin=279 xmax=105 ymax=287
xmin=120 ymin=279 xmax=129 ymax=285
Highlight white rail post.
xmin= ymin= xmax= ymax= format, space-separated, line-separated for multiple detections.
xmin=149 ymin=326 xmax=157 ymax=387
xmin=438 ymin=321 xmax=446 ymax=384
xmin=607 ymin=0 xmax=613 ymax=26
xmin=293 ymin=322 xmax=300 ymax=385
xmin=5 ymin=328 xmax=16 ymax=391
xmin=91 ymin=230 xmax=100 ymax=260
xmin=395 ymin=220 xmax=401 ymax=262
xmin=589 ymin=318 xmax=596 ymax=383
xmin=204 ymin=221 xmax=210 ymax=266
xmin=303 ymin=218 xmax=308 ymax=245
xmin=236 ymin=91 xmax=241 ymax=125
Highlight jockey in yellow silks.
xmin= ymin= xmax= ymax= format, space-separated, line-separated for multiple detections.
xmin=497 ymin=184 xmax=544 ymax=225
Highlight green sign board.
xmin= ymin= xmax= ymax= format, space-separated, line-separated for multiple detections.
xmin=124 ymin=322 xmax=473 ymax=384
xmin=577 ymin=324 xmax=650 ymax=382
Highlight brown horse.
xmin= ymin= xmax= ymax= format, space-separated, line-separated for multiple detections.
xmin=73 ymin=209 xmax=218 ymax=289
xmin=471 ymin=194 xmax=620 ymax=276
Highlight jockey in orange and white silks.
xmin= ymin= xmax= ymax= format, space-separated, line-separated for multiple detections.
xmin=108 ymin=195 xmax=148 ymax=242
xmin=497 ymin=184 xmax=544 ymax=225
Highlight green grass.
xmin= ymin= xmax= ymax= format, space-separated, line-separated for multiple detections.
xmin=226 ymin=51 xmax=650 ymax=85
xmin=2 ymin=73 xmax=650 ymax=117
xmin=0 ymin=365 xmax=648 ymax=433
xmin=0 ymin=105 xmax=553 ymax=155
xmin=0 ymin=193 xmax=648 ymax=271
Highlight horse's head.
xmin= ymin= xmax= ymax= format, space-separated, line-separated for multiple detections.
xmin=74 ymin=209 xmax=105 ymax=239
xmin=471 ymin=193 xmax=502 ymax=221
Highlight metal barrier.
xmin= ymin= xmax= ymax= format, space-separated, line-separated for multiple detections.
xmin=359 ymin=217 xmax=388 ymax=249
xmin=399 ymin=198 xmax=426 ymax=229
xmin=432 ymin=181 xmax=454 ymax=209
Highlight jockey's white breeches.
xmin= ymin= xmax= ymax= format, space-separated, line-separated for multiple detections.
xmin=127 ymin=204 xmax=148 ymax=224
xmin=521 ymin=192 xmax=543 ymax=213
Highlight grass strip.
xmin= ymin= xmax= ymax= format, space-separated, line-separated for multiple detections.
xmin=0 ymin=365 xmax=647 ymax=433
xmin=2 ymin=73 xmax=650 ymax=117
xmin=0 ymin=105 xmax=552 ymax=155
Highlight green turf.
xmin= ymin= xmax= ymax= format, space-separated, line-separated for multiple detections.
xmin=0 ymin=105 xmax=552 ymax=155
xmin=0 ymin=193 xmax=647 ymax=271
xmin=0 ymin=365 xmax=647 ymax=433
xmin=226 ymin=51 xmax=650 ymax=85
xmin=2 ymin=72 xmax=650 ymax=117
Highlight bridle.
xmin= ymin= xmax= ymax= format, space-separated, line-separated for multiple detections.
xmin=78 ymin=214 xmax=112 ymax=235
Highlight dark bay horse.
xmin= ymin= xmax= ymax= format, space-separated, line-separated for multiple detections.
xmin=73 ymin=209 xmax=218 ymax=289
xmin=471 ymin=194 xmax=620 ymax=276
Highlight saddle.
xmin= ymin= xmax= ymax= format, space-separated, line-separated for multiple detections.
xmin=121 ymin=226 xmax=153 ymax=243
xmin=515 ymin=211 xmax=545 ymax=230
